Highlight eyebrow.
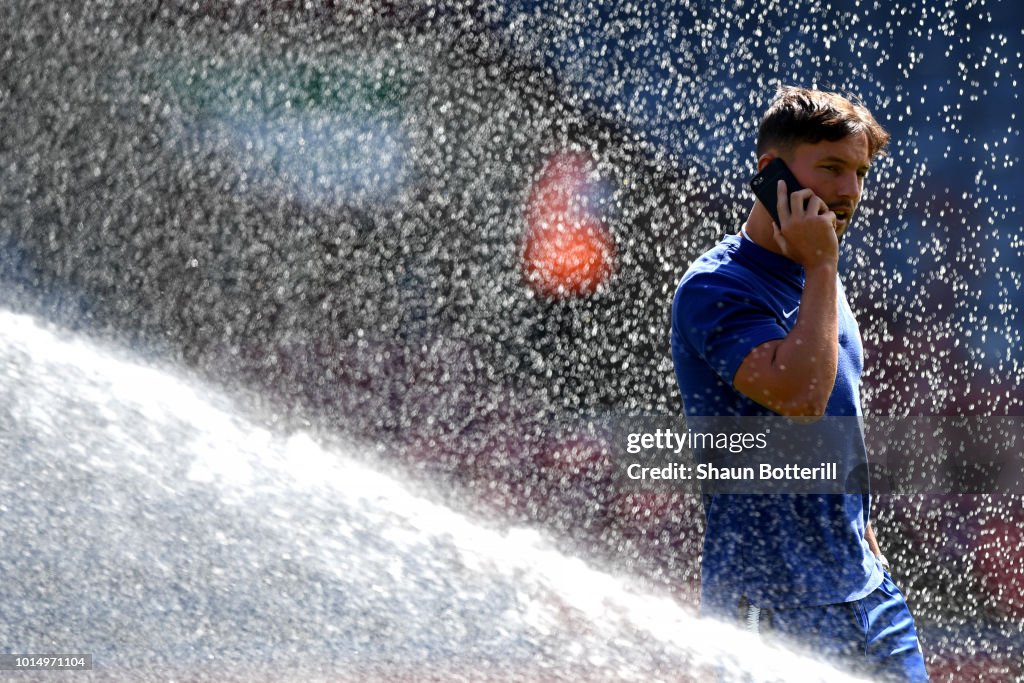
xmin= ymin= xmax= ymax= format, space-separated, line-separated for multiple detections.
xmin=819 ymin=155 xmax=871 ymax=171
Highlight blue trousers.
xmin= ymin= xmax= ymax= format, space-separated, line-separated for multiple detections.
xmin=714 ymin=571 xmax=929 ymax=681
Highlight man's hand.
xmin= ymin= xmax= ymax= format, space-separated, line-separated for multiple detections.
xmin=772 ymin=179 xmax=839 ymax=270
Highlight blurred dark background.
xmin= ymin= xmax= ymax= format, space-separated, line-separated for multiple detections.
xmin=1 ymin=1 xmax=1022 ymax=679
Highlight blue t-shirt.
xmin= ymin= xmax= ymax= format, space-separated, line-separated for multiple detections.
xmin=670 ymin=232 xmax=883 ymax=610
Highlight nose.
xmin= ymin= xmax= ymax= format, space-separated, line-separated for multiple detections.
xmin=837 ymin=170 xmax=861 ymax=203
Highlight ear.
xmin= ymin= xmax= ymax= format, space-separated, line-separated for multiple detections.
xmin=756 ymin=153 xmax=777 ymax=172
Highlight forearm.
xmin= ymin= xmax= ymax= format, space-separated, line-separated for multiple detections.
xmin=770 ymin=264 xmax=840 ymax=415
xmin=737 ymin=264 xmax=840 ymax=417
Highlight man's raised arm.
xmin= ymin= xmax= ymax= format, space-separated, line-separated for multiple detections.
xmin=734 ymin=180 xmax=840 ymax=418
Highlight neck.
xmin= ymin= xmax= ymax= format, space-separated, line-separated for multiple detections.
xmin=741 ymin=204 xmax=846 ymax=266
xmin=742 ymin=203 xmax=786 ymax=257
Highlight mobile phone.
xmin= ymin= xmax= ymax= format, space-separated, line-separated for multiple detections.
xmin=750 ymin=158 xmax=805 ymax=226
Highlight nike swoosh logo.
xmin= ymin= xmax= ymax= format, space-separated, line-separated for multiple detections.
xmin=783 ymin=306 xmax=799 ymax=319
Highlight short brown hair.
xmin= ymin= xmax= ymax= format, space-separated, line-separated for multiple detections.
xmin=756 ymin=86 xmax=890 ymax=159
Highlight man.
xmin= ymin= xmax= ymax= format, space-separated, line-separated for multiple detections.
xmin=670 ymin=86 xmax=928 ymax=681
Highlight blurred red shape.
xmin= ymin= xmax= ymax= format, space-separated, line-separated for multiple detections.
xmin=522 ymin=150 xmax=616 ymax=298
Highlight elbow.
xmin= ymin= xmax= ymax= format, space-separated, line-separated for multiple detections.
xmin=780 ymin=406 xmax=827 ymax=423
xmin=774 ymin=395 xmax=830 ymax=422
xmin=774 ymin=376 xmax=835 ymax=421
xmin=734 ymin=353 xmax=835 ymax=420
xmin=742 ymin=385 xmax=830 ymax=420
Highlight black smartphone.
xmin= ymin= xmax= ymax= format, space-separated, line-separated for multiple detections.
xmin=749 ymin=158 xmax=805 ymax=226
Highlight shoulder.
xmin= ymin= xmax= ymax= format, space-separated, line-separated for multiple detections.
xmin=671 ymin=239 xmax=775 ymax=348
xmin=675 ymin=237 xmax=759 ymax=305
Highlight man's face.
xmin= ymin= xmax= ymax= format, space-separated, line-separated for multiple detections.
xmin=778 ymin=131 xmax=872 ymax=238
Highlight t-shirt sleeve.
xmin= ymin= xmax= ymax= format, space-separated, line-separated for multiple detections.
xmin=674 ymin=271 xmax=788 ymax=386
